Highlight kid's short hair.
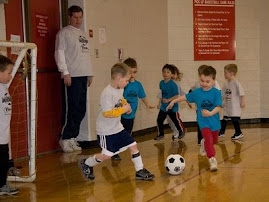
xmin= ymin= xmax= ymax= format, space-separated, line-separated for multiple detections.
xmin=68 ymin=5 xmax=83 ymax=17
xmin=111 ymin=63 xmax=130 ymax=79
xmin=200 ymin=65 xmax=216 ymax=80
xmin=198 ymin=65 xmax=208 ymax=75
xmin=0 ymin=55 xmax=13 ymax=72
xmin=123 ymin=57 xmax=137 ymax=68
xmin=224 ymin=64 xmax=238 ymax=75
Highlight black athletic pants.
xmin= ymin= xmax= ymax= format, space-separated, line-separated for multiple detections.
xmin=61 ymin=77 xmax=88 ymax=140
xmin=157 ymin=110 xmax=183 ymax=136
xmin=220 ymin=116 xmax=242 ymax=135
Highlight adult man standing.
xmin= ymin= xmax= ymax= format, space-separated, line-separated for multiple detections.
xmin=55 ymin=5 xmax=93 ymax=152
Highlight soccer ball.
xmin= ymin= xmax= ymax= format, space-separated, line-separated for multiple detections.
xmin=165 ymin=154 xmax=186 ymax=175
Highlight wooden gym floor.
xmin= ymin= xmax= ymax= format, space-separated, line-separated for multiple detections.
xmin=1 ymin=124 xmax=269 ymax=202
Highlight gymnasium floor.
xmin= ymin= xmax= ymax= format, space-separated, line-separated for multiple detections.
xmin=2 ymin=124 xmax=269 ymax=202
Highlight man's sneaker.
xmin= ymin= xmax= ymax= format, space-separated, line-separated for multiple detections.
xmin=135 ymin=168 xmax=155 ymax=180
xmin=111 ymin=154 xmax=121 ymax=161
xmin=0 ymin=185 xmax=19 ymax=196
xmin=70 ymin=138 xmax=82 ymax=151
xmin=218 ymin=133 xmax=225 ymax=138
xmin=209 ymin=157 xmax=218 ymax=172
xmin=231 ymin=133 xmax=244 ymax=140
xmin=154 ymin=135 xmax=164 ymax=141
xmin=59 ymin=139 xmax=74 ymax=153
xmin=78 ymin=159 xmax=94 ymax=180
xmin=200 ymin=139 xmax=206 ymax=156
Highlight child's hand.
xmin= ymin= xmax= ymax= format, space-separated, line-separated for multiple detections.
xmin=123 ymin=103 xmax=132 ymax=114
xmin=162 ymin=98 xmax=170 ymax=103
xmin=201 ymin=109 xmax=211 ymax=117
xmin=126 ymin=108 xmax=132 ymax=114
xmin=166 ymin=101 xmax=174 ymax=111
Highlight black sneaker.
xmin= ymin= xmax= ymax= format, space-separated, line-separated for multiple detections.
xmin=177 ymin=131 xmax=185 ymax=139
xmin=135 ymin=168 xmax=155 ymax=180
xmin=231 ymin=133 xmax=243 ymax=140
xmin=78 ymin=159 xmax=95 ymax=180
xmin=0 ymin=185 xmax=19 ymax=196
xmin=154 ymin=135 xmax=164 ymax=141
xmin=111 ymin=154 xmax=121 ymax=161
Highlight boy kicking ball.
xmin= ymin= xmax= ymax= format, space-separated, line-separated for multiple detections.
xmin=78 ymin=63 xmax=154 ymax=180
xmin=167 ymin=65 xmax=222 ymax=172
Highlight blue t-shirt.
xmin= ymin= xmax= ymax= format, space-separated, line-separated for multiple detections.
xmin=122 ymin=80 xmax=146 ymax=119
xmin=160 ymin=79 xmax=179 ymax=112
xmin=186 ymin=87 xmax=222 ymax=131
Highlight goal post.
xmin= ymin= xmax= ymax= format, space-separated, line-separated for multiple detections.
xmin=0 ymin=40 xmax=37 ymax=182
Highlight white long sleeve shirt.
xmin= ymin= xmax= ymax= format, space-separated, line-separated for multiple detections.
xmin=55 ymin=25 xmax=93 ymax=77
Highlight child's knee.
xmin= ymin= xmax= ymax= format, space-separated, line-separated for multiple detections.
xmin=129 ymin=144 xmax=138 ymax=153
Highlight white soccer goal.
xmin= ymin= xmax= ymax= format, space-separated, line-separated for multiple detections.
xmin=0 ymin=40 xmax=37 ymax=182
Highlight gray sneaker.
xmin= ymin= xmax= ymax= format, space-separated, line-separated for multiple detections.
xmin=135 ymin=168 xmax=155 ymax=180
xmin=0 ymin=185 xmax=19 ymax=196
xmin=78 ymin=159 xmax=94 ymax=180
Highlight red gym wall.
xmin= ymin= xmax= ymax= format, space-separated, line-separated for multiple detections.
xmin=5 ymin=0 xmax=62 ymax=156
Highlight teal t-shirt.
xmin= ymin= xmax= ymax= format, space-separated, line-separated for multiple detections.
xmin=160 ymin=79 xmax=179 ymax=112
xmin=122 ymin=80 xmax=146 ymax=119
xmin=186 ymin=87 xmax=222 ymax=131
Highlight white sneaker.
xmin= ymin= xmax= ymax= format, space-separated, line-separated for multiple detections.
xmin=200 ymin=139 xmax=206 ymax=156
xmin=209 ymin=157 xmax=218 ymax=172
xmin=70 ymin=138 xmax=82 ymax=151
xmin=59 ymin=139 xmax=74 ymax=153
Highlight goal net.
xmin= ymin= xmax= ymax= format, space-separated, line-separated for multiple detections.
xmin=0 ymin=40 xmax=37 ymax=182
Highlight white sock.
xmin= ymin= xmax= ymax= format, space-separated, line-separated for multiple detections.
xmin=85 ymin=155 xmax=102 ymax=167
xmin=131 ymin=152 xmax=143 ymax=171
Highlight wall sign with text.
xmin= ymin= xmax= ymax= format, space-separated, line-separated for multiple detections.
xmin=35 ymin=12 xmax=48 ymax=38
xmin=193 ymin=0 xmax=235 ymax=60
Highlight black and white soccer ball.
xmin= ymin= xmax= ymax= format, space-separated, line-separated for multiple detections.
xmin=165 ymin=154 xmax=186 ymax=175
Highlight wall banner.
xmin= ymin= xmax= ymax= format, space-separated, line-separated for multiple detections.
xmin=193 ymin=0 xmax=235 ymax=60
